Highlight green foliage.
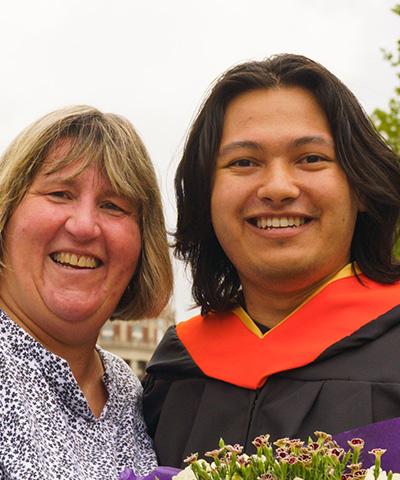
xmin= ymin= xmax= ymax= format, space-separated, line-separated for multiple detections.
xmin=371 ymin=4 xmax=400 ymax=155
xmin=372 ymin=100 xmax=400 ymax=153
xmin=371 ymin=4 xmax=400 ymax=259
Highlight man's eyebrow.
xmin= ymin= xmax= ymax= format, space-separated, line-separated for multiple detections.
xmin=290 ymin=135 xmax=335 ymax=149
xmin=218 ymin=136 xmax=334 ymax=157
xmin=218 ymin=141 xmax=264 ymax=157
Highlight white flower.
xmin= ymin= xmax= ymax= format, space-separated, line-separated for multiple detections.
xmin=250 ymin=454 xmax=267 ymax=461
xmin=172 ymin=466 xmax=196 ymax=480
xmin=210 ymin=461 xmax=218 ymax=471
xmin=365 ymin=467 xmax=387 ymax=480
xmin=197 ymin=459 xmax=212 ymax=473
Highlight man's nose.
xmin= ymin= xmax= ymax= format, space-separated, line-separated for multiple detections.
xmin=256 ymin=163 xmax=300 ymax=205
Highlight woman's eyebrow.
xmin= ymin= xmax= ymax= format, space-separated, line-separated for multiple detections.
xmin=40 ymin=173 xmax=77 ymax=186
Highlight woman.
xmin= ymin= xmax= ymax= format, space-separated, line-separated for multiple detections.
xmin=0 ymin=106 xmax=173 ymax=479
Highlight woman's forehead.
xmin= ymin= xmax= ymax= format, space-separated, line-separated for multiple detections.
xmin=42 ymin=137 xmax=102 ymax=175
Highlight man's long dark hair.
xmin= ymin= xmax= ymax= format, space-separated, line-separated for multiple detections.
xmin=174 ymin=53 xmax=400 ymax=315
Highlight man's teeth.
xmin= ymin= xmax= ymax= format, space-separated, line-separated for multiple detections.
xmin=256 ymin=216 xmax=305 ymax=229
xmin=51 ymin=252 xmax=99 ymax=269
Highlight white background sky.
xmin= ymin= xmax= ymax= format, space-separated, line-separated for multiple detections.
xmin=0 ymin=0 xmax=399 ymax=323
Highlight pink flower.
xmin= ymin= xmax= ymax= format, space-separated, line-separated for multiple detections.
xmin=205 ymin=448 xmax=224 ymax=459
xmin=368 ymin=448 xmax=387 ymax=459
xmin=314 ymin=431 xmax=332 ymax=442
xmin=341 ymin=474 xmax=355 ymax=480
xmin=307 ymin=442 xmax=321 ymax=452
xmin=349 ymin=463 xmax=362 ymax=472
xmin=275 ymin=448 xmax=289 ymax=460
xmin=225 ymin=444 xmax=243 ymax=454
xmin=354 ymin=470 xmax=367 ymax=477
xmin=183 ymin=453 xmax=198 ymax=464
xmin=348 ymin=438 xmax=365 ymax=451
xmin=274 ymin=437 xmax=290 ymax=448
xmin=252 ymin=435 xmax=270 ymax=448
xmin=288 ymin=439 xmax=304 ymax=447
xmin=298 ymin=453 xmax=312 ymax=465
xmin=328 ymin=447 xmax=345 ymax=460
xmin=237 ymin=454 xmax=250 ymax=466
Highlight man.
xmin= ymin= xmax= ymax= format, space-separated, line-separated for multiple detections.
xmin=142 ymin=54 xmax=400 ymax=468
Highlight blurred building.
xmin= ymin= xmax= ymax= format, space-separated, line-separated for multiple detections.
xmin=98 ymin=307 xmax=175 ymax=380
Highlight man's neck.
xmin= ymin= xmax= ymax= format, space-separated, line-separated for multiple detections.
xmin=241 ymin=271 xmax=341 ymax=329
xmin=243 ymin=290 xmax=308 ymax=329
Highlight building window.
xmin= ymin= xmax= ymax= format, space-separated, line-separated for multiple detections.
xmin=133 ymin=325 xmax=143 ymax=342
xmin=137 ymin=360 xmax=147 ymax=380
xmin=101 ymin=323 xmax=114 ymax=341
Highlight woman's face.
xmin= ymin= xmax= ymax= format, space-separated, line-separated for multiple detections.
xmin=0 ymin=139 xmax=141 ymax=348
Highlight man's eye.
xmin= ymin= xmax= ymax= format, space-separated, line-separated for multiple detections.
xmin=300 ymin=155 xmax=325 ymax=164
xmin=230 ymin=158 xmax=255 ymax=167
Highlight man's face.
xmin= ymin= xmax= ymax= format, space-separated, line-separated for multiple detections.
xmin=211 ymin=87 xmax=365 ymax=296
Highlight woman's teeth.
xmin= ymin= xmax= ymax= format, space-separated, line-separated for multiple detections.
xmin=51 ymin=252 xmax=99 ymax=269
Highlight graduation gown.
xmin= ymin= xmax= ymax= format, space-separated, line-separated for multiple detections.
xmin=142 ymin=267 xmax=400 ymax=468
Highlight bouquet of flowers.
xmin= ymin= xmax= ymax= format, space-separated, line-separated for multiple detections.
xmin=174 ymin=432 xmax=400 ymax=480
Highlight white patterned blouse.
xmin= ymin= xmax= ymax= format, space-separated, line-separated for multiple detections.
xmin=0 ymin=309 xmax=158 ymax=479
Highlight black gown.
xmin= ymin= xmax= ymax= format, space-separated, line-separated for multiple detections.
xmin=143 ymin=272 xmax=400 ymax=468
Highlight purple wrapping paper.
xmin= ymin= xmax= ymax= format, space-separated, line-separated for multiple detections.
xmin=333 ymin=417 xmax=400 ymax=471
xmin=119 ymin=466 xmax=182 ymax=480
xmin=120 ymin=418 xmax=400 ymax=478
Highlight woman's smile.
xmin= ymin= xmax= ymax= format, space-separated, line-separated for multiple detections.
xmin=50 ymin=252 xmax=101 ymax=269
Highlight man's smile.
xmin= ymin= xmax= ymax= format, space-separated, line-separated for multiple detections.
xmin=252 ymin=216 xmax=307 ymax=229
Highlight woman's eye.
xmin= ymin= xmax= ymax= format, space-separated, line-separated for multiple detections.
xmin=102 ymin=202 xmax=126 ymax=213
xmin=48 ymin=191 xmax=70 ymax=199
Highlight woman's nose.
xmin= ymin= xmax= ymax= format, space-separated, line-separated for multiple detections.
xmin=64 ymin=201 xmax=101 ymax=241
xmin=256 ymin=164 xmax=300 ymax=205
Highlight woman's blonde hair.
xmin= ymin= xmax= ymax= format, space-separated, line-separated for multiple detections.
xmin=0 ymin=105 xmax=173 ymax=320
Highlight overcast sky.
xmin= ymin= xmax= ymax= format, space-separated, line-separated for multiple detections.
xmin=0 ymin=0 xmax=399 ymax=322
